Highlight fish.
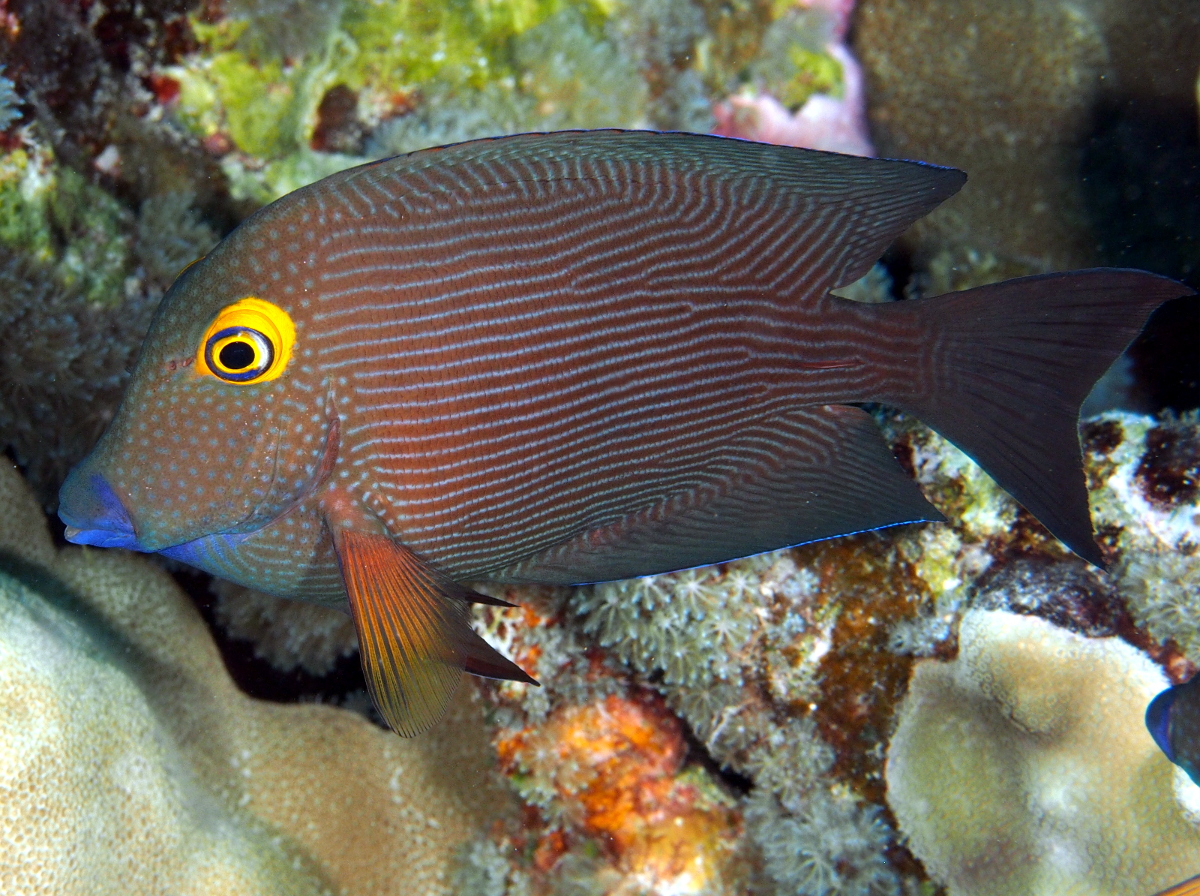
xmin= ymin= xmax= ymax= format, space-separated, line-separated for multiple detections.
xmin=1147 ymin=675 xmax=1200 ymax=787
xmin=1156 ymin=874 xmax=1200 ymax=896
xmin=58 ymin=130 xmax=1193 ymax=736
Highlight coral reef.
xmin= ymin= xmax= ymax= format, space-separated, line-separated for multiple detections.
xmin=1087 ymin=412 xmax=1200 ymax=664
xmin=744 ymin=784 xmax=897 ymax=896
xmin=0 ymin=139 xmax=134 ymax=305
xmin=0 ymin=29 xmax=220 ymax=508
xmin=461 ymin=587 xmax=749 ymax=895
xmin=467 ymin=417 xmax=1004 ymax=894
xmin=0 ymin=461 xmax=516 ymax=895
xmin=164 ymin=0 xmax=670 ymax=202
xmin=713 ymin=1 xmax=873 ymax=155
xmin=3 ymin=0 xmax=247 ymax=229
xmin=886 ymin=609 xmax=1200 ymax=895
xmin=496 ymin=693 xmax=746 ymax=895
xmin=135 ymin=190 xmax=219 ymax=295
xmin=153 ymin=0 xmax=881 ymax=201
xmin=0 ymin=248 xmax=154 ymax=507
xmin=0 ymin=151 xmax=217 ymax=507
xmin=603 ymin=0 xmax=713 ymax=131
xmin=460 ymin=406 xmax=1200 ymax=894
xmin=2 ymin=0 xmax=1198 ymax=891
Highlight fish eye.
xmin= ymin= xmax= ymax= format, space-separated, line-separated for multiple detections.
xmin=205 ymin=327 xmax=274 ymax=382
xmin=196 ymin=297 xmax=295 ymax=385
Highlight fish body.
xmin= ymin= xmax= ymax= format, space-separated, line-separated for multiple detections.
xmin=59 ymin=131 xmax=1192 ymax=734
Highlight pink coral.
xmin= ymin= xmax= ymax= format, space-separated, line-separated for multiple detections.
xmin=712 ymin=2 xmax=874 ymax=157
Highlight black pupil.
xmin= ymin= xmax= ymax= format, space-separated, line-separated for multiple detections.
xmin=219 ymin=340 xmax=256 ymax=371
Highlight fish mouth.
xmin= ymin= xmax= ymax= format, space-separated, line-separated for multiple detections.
xmin=59 ymin=471 xmax=146 ymax=551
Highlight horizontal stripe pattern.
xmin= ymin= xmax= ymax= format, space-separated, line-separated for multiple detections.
xmin=265 ymin=133 xmax=957 ymax=579
xmin=124 ymin=131 xmax=961 ymax=591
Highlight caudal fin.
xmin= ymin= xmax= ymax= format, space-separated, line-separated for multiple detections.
xmin=882 ymin=269 xmax=1193 ymax=567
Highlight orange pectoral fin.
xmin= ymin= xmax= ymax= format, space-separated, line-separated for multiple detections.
xmin=1155 ymin=875 xmax=1200 ymax=896
xmin=333 ymin=526 xmax=536 ymax=736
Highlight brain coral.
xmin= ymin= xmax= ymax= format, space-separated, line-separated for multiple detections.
xmin=0 ymin=461 xmax=515 ymax=896
xmin=885 ymin=608 xmax=1200 ymax=896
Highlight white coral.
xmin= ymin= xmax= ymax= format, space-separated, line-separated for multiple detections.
xmin=886 ymin=609 xmax=1200 ymax=895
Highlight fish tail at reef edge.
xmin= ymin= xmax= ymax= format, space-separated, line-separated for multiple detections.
xmin=872 ymin=269 xmax=1194 ymax=567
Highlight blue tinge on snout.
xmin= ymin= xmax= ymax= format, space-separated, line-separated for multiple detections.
xmin=58 ymin=470 xmax=145 ymax=551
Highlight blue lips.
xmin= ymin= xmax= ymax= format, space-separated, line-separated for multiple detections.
xmin=58 ymin=471 xmax=145 ymax=551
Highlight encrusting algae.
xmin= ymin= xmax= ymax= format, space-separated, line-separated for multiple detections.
xmin=495 ymin=693 xmax=745 ymax=895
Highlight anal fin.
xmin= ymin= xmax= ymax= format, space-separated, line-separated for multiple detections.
xmin=331 ymin=522 xmax=536 ymax=737
xmin=493 ymin=404 xmax=943 ymax=585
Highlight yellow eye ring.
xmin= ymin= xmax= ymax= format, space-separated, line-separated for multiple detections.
xmin=196 ymin=298 xmax=295 ymax=384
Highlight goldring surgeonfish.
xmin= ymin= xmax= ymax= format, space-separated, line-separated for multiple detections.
xmin=59 ymin=130 xmax=1192 ymax=735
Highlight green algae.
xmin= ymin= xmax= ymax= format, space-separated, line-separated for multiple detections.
xmin=167 ymin=0 xmax=617 ymax=202
xmin=0 ymin=147 xmax=132 ymax=307
xmin=172 ymin=0 xmax=610 ymax=153
xmin=750 ymin=9 xmax=844 ymax=109
xmin=171 ymin=18 xmax=340 ymax=161
xmin=340 ymin=0 xmax=598 ymax=93
xmin=206 ymin=53 xmax=312 ymax=158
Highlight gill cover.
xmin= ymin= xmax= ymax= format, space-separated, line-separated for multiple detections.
xmin=197 ymin=297 xmax=295 ymax=384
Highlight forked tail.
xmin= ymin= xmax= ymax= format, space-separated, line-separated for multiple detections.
xmin=876 ymin=269 xmax=1193 ymax=567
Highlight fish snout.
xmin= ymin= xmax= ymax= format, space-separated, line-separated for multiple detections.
xmin=58 ymin=469 xmax=144 ymax=550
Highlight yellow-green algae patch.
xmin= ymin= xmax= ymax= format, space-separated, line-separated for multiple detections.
xmin=0 ymin=146 xmax=133 ymax=306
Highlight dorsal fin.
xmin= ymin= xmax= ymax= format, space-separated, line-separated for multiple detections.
xmin=338 ymin=130 xmax=967 ymax=292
